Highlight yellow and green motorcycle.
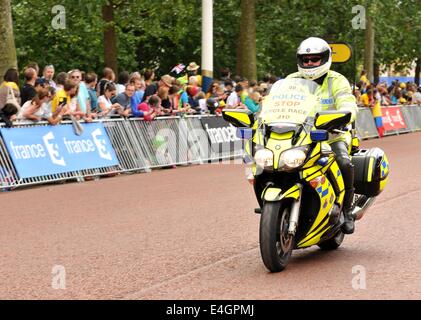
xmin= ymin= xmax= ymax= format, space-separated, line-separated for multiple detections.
xmin=223 ymin=78 xmax=389 ymax=272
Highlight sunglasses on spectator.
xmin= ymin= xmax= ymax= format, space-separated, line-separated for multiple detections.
xmin=71 ymin=75 xmax=81 ymax=79
xmin=303 ymin=57 xmax=322 ymax=63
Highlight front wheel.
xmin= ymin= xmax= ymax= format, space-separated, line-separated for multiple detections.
xmin=259 ymin=201 xmax=294 ymax=272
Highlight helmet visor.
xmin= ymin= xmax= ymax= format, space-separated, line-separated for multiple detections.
xmin=297 ymin=50 xmax=330 ymax=68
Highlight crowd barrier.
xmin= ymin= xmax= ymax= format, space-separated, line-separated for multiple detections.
xmin=0 ymin=115 xmax=244 ymax=190
xmin=1 ymin=105 xmax=420 ymax=191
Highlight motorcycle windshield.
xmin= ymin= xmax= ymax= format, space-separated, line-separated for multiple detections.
xmin=259 ymin=78 xmax=319 ymax=126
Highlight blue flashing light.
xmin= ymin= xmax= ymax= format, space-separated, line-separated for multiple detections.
xmin=236 ymin=128 xmax=253 ymax=140
xmin=310 ymin=130 xmax=329 ymax=142
xmin=317 ymin=157 xmax=329 ymax=167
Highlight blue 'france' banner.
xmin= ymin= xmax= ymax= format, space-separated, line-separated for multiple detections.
xmin=0 ymin=123 xmax=119 ymax=178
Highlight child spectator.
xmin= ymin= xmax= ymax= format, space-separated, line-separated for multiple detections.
xmin=361 ymin=87 xmax=384 ymax=137
xmin=137 ymin=95 xmax=159 ymax=121
xmin=129 ymin=77 xmax=145 ymax=113
xmin=85 ymin=72 xmax=99 ymax=113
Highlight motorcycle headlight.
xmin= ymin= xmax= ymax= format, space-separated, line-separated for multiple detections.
xmin=279 ymin=147 xmax=308 ymax=170
xmin=254 ymin=149 xmax=274 ymax=169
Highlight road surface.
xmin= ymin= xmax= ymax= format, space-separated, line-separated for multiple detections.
xmin=1 ymin=132 xmax=421 ymax=299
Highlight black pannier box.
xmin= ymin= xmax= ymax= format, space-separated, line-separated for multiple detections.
xmin=351 ymin=147 xmax=389 ymax=197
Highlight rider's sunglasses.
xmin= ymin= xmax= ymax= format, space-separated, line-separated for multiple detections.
xmin=303 ymin=57 xmax=322 ymax=63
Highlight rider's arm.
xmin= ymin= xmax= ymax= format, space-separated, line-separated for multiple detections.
xmin=333 ymin=76 xmax=358 ymax=123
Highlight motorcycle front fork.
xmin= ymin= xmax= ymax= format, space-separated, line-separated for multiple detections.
xmin=287 ymin=184 xmax=302 ymax=236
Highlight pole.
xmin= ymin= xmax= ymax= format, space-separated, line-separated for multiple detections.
xmin=202 ymin=0 xmax=213 ymax=93
xmin=353 ymin=34 xmax=357 ymax=94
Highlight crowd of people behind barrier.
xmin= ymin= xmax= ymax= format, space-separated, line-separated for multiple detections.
xmin=0 ymin=63 xmax=420 ymax=130
xmin=354 ymin=70 xmax=421 ymax=137
xmin=0 ymin=62 xmax=279 ymax=128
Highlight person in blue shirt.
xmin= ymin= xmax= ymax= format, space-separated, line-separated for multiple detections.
xmin=130 ymin=78 xmax=145 ymax=115
xmin=85 ymin=73 xmax=99 ymax=113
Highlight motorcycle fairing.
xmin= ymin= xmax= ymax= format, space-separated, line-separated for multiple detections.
xmin=261 ymin=184 xmax=300 ymax=202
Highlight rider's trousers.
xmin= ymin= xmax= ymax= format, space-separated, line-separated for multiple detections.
xmin=329 ymin=140 xmax=355 ymax=211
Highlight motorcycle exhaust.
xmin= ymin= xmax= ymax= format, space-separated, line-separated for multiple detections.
xmin=352 ymin=196 xmax=377 ymax=221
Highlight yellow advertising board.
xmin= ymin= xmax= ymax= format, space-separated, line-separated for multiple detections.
xmin=330 ymin=43 xmax=352 ymax=63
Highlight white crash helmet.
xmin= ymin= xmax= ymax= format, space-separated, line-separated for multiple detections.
xmin=297 ymin=37 xmax=332 ymax=80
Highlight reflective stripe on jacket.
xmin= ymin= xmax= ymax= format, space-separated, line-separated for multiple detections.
xmin=287 ymin=70 xmax=358 ymax=145
xmin=287 ymin=70 xmax=357 ymax=122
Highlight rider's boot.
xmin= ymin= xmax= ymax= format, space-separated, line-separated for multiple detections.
xmin=341 ymin=187 xmax=355 ymax=234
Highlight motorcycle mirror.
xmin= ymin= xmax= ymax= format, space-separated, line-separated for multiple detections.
xmin=222 ymin=109 xmax=255 ymax=128
xmin=314 ymin=111 xmax=351 ymax=131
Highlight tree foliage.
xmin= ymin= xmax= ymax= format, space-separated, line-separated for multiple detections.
xmin=8 ymin=0 xmax=420 ymax=81
xmin=0 ymin=0 xmax=17 ymax=80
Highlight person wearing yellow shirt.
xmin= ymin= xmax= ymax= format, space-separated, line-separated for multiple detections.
xmin=51 ymin=83 xmax=73 ymax=113
xmin=0 ymin=68 xmax=21 ymax=106
xmin=51 ymin=80 xmax=85 ymax=120
xmin=0 ymin=68 xmax=21 ymax=126
xmin=361 ymin=88 xmax=384 ymax=137
xmin=360 ymin=70 xmax=371 ymax=87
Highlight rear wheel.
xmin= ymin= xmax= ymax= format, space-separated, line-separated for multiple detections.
xmin=318 ymin=230 xmax=345 ymax=250
xmin=259 ymin=201 xmax=294 ymax=272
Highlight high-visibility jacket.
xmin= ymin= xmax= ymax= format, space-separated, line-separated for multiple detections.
xmin=287 ymin=70 xmax=358 ymax=145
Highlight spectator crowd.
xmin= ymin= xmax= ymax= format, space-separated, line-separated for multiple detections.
xmin=0 ymin=62 xmax=279 ymax=128
xmin=353 ymin=70 xmax=421 ymax=136
xmin=0 ymin=63 xmax=420 ymax=130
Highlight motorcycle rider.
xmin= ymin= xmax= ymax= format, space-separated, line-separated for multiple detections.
xmin=286 ymin=37 xmax=358 ymax=234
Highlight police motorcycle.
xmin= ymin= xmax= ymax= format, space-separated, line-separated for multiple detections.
xmin=222 ymin=78 xmax=389 ymax=272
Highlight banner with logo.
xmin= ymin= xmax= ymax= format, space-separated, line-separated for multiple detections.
xmin=199 ymin=117 xmax=244 ymax=154
xmin=381 ymin=107 xmax=408 ymax=131
xmin=0 ymin=123 xmax=119 ymax=178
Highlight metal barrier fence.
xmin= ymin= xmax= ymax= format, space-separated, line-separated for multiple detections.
xmin=400 ymin=105 xmax=421 ymax=132
xmin=356 ymin=105 xmax=421 ymax=139
xmin=0 ymin=121 xmax=122 ymax=189
xmin=355 ymin=107 xmax=380 ymax=139
xmin=1 ymin=106 xmax=420 ymax=190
